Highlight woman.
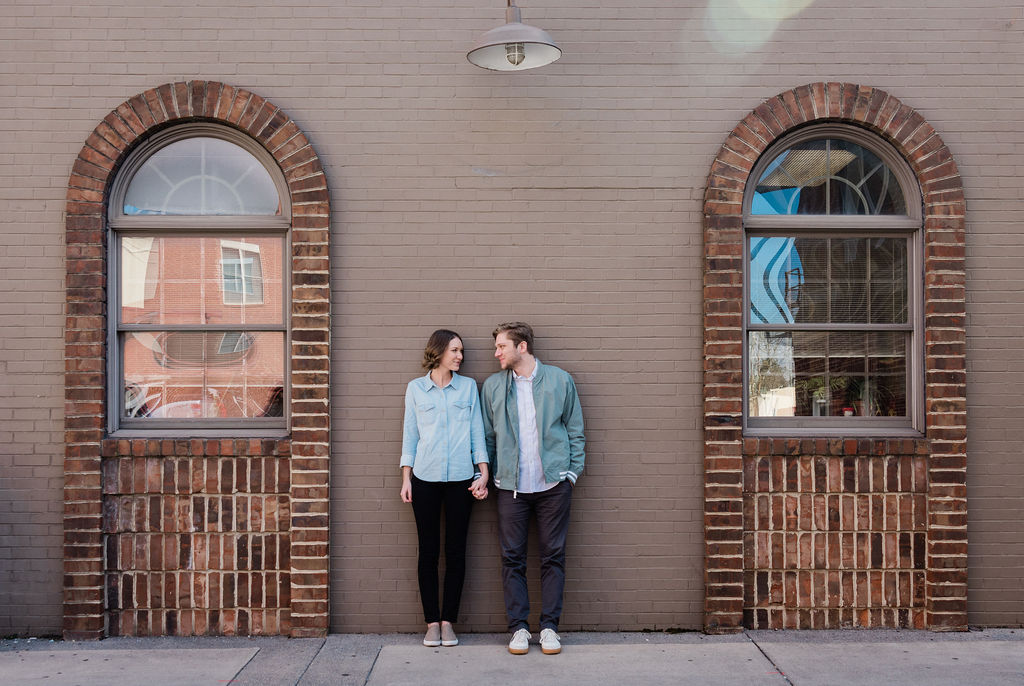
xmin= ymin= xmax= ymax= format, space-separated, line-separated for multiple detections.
xmin=401 ymin=329 xmax=489 ymax=647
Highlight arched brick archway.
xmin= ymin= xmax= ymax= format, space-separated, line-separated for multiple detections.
xmin=701 ymin=83 xmax=966 ymax=632
xmin=64 ymin=81 xmax=330 ymax=638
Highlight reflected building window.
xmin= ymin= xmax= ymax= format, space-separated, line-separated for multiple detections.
xmin=221 ymin=242 xmax=265 ymax=305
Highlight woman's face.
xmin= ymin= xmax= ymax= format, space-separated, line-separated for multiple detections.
xmin=437 ymin=337 xmax=464 ymax=373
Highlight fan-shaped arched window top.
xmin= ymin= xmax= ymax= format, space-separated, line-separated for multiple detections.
xmin=123 ymin=136 xmax=281 ymax=216
xmin=751 ymin=138 xmax=907 ymax=216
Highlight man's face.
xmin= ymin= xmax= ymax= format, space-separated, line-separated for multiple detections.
xmin=494 ymin=332 xmax=525 ymax=370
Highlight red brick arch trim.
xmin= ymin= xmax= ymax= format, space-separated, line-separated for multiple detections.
xmin=64 ymin=81 xmax=331 ymax=639
xmin=701 ymin=83 xmax=966 ymax=632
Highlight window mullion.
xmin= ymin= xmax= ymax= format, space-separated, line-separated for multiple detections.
xmin=826 ymin=237 xmax=832 ymax=325
xmin=864 ymin=240 xmax=872 ymax=416
xmin=824 ymin=330 xmax=831 ymax=416
xmin=120 ymin=324 xmax=286 ymax=332
xmin=748 ymin=323 xmax=912 ymax=332
xmin=865 ymin=237 xmax=872 ymax=324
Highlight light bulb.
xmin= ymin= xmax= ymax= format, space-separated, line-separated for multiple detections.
xmin=505 ymin=42 xmax=525 ymax=66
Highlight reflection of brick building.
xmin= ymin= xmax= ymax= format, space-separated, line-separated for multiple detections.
xmin=122 ymin=236 xmax=285 ymax=419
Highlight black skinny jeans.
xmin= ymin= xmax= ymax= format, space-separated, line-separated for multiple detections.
xmin=410 ymin=474 xmax=474 ymax=624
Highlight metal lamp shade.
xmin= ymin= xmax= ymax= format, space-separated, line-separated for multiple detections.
xmin=467 ymin=10 xmax=561 ymax=71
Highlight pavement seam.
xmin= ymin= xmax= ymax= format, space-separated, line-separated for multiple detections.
xmin=293 ymin=637 xmax=327 ymax=686
xmin=229 ymin=644 xmax=263 ymax=684
xmin=745 ymin=631 xmax=796 ymax=686
xmin=362 ymin=644 xmax=384 ymax=686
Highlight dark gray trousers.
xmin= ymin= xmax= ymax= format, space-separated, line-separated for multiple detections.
xmin=496 ymin=480 xmax=573 ymax=632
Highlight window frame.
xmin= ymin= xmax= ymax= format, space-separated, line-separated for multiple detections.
xmin=107 ymin=124 xmax=291 ymax=435
xmin=742 ymin=124 xmax=924 ymax=436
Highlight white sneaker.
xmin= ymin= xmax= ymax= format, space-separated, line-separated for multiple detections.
xmin=508 ymin=628 xmax=531 ymax=655
xmin=540 ymin=628 xmax=561 ymax=655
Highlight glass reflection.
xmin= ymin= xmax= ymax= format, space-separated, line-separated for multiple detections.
xmin=123 ymin=331 xmax=284 ymax=419
xmin=752 ymin=138 xmax=906 ymax=215
xmin=870 ymin=238 xmax=908 ymax=324
xmin=830 ymin=239 xmax=867 ymax=323
xmin=123 ymin=137 xmax=281 ymax=216
xmin=749 ymin=237 xmax=908 ymax=325
xmin=749 ymin=331 xmax=907 ymax=418
xmin=121 ymin=236 xmax=283 ymax=326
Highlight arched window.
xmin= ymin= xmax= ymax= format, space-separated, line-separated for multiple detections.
xmin=109 ymin=125 xmax=290 ymax=430
xmin=743 ymin=125 xmax=923 ymax=433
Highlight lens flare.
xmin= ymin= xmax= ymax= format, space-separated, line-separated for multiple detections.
xmin=704 ymin=0 xmax=816 ymax=54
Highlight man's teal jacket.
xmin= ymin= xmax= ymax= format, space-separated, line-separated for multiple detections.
xmin=481 ymin=359 xmax=585 ymax=492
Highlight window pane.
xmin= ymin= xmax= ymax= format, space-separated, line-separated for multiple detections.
xmin=749 ymin=237 xmax=908 ymax=326
xmin=748 ymin=331 xmax=907 ymax=418
xmin=867 ymin=331 xmax=907 ymax=416
xmin=830 ymin=238 xmax=867 ymax=323
xmin=123 ymin=331 xmax=285 ymax=419
xmin=753 ymin=139 xmax=828 ymax=215
xmin=749 ymin=331 xmax=797 ymax=418
xmin=123 ymin=137 xmax=281 ymax=216
xmin=828 ymin=331 xmax=867 ymax=416
xmin=749 ymin=237 xmax=827 ymax=324
xmin=831 ymin=139 xmax=906 ymax=215
xmin=751 ymin=138 xmax=906 ymax=216
xmin=870 ymin=238 xmax=908 ymax=324
xmin=121 ymin=236 xmax=284 ymax=326
xmin=792 ymin=331 xmax=828 ymax=417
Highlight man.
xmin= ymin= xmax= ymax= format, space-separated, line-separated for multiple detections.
xmin=481 ymin=322 xmax=585 ymax=656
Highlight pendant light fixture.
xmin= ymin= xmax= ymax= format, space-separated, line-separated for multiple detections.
xmin=467 ymin=1 xmax=561 ymax=71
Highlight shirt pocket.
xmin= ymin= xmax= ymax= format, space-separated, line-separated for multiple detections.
xmin=452 ymin=400 xmax=472 ymax=421
xmin=417 ymin=402 xmax=438 ymax=426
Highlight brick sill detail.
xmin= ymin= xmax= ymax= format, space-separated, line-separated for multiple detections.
xmin=743 ymin=437 xmax=930 ymax=457
xmin=101 ymin=437 xmax=291 ymax=458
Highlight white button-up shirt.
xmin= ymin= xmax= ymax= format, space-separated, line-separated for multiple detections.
xmin=514 ymin=363 xmax=558 ymax=493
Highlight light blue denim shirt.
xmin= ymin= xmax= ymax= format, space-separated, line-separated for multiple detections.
xmin=401 ymin=372 xmax=487 ymax=482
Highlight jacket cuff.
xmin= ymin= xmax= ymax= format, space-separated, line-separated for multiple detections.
xmin=400 ymin=454 xmax=414 ymax=468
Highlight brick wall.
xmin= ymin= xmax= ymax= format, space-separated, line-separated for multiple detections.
xmin=702 ymin=83 xmax=967 ymax=631
xmin=63 ymin=82 xmax=330 ymax=638
xmin=742 ymin=439 xmax=929 ymax=629
xmin=100 ymin=440 xmax=292 ymax=636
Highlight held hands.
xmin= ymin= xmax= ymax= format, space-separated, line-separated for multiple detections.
xmin=469 ymin=475 xmax=489 ymax=500
xmin=401 ymin=466 xmax=488 ymax=502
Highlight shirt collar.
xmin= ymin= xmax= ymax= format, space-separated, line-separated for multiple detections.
xmin=422 ymin=370 xmax=462 ymax=391
xmin=513 ymin=358 xmax=540 ymax=382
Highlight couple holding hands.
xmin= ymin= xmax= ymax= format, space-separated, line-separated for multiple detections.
xmin=400 ymin=322 xmax=585 ymax=655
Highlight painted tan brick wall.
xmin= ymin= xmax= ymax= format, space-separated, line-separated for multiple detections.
xmin=1 ymin=1 xmax=1023 ymax=634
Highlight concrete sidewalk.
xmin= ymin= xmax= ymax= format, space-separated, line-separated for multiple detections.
xmin=2 ymin=629 xmax=1022 ymax=685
